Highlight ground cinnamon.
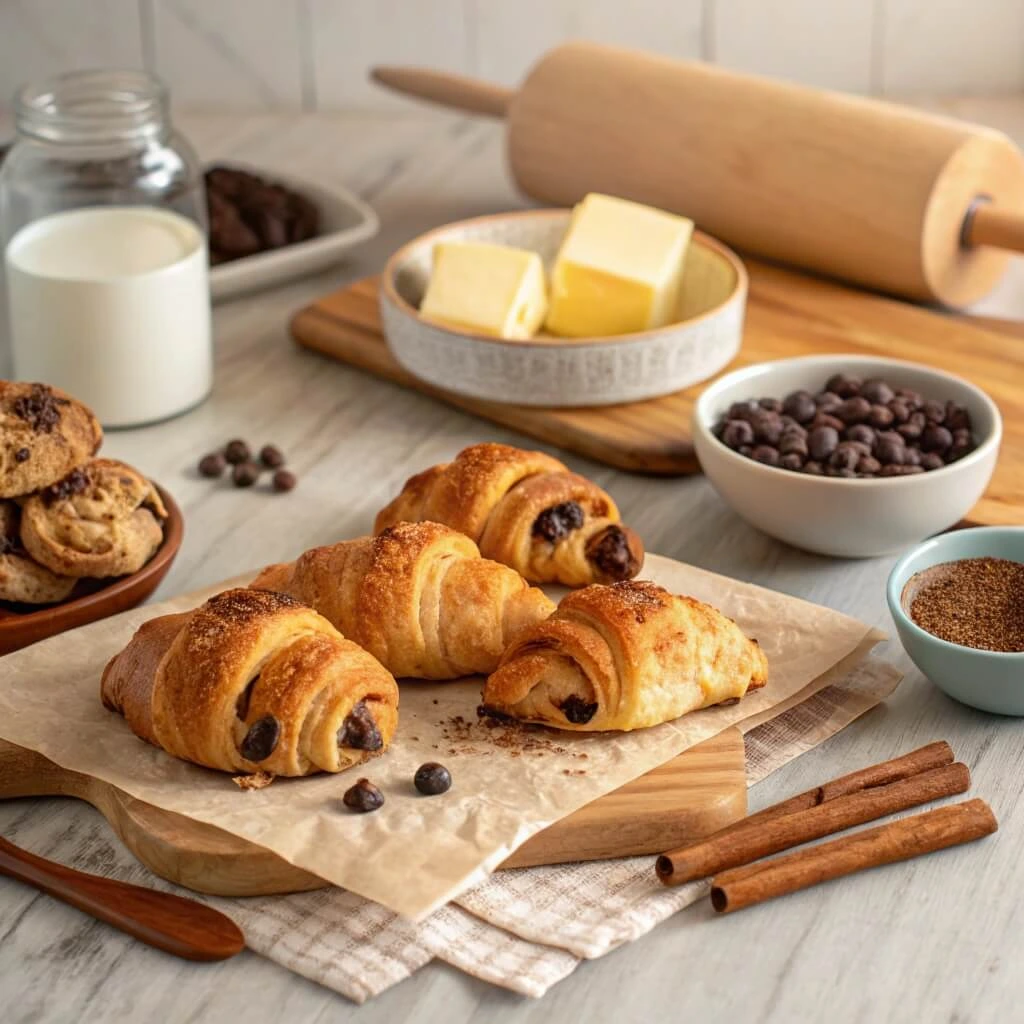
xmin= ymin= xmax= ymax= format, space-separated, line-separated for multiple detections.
xmin=709 ymin=798 xmax=997 ymax=914
xmin=656 ymin=761 xmax=969 ymax=886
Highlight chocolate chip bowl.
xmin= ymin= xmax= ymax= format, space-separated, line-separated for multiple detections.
xmin=692 ymin=355 xmax=1001 ymax=557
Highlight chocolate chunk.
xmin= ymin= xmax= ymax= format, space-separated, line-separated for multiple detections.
xmin=272 ymin=469 xmax=297 ymax=493
xmin=560 ymin=695 xmax=599 ymax=724
xmin=782 ymin=390 xmax=817 ymax=424
xmin=338 ymin=700 xmax=383 ymax=751
xmin=722 ymin=419 xmax=755 ymax=449
xmin=235 ymin=677 xmax=257 ymax=720
xmin=14 ymin=448 xmax=30 ymax=463
xmin=232 ymin=461 xmax=260 ymax=488
xmin=199 ymin=452 xmax=226 ymax=478
xmin=413 ymin=762 xmax=452 ymax=796
xmin=586 ymin=526 xmax=640 ymax=581
xmin=40 ymin=467 xmax=89 ymax=506
xmin=240 ymin=714 xmax=280 ymax=762
xmin=532 ymin=501 xmax=585 ymax=543
xmin=12 ymin=384 xmax=67 ymax=433
xmin=343 ymin=778 xmax=384 ymax=813
xmin=808 ymin=425 xmax=840 ymax=462
xmin=225 ymin=439 xmax=251 ymax=465
xmin=259 ymin=444 xmax=285 ymax=468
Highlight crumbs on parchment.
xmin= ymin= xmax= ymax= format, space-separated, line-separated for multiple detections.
xmin=233 ymin=771 xmax=275 ymax=791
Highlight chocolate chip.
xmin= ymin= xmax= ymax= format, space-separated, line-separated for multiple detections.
xmin=779 ymin=452 xmax=804 ymax=471
xmin=751 ymin=445 xmax=780 ymax=466
xmin=829 ymin=446 xmax=861 ymax=473
xmin=825 ymin=374 xmax=861 ymax=398
xmin=343 ymin=778 xmax=384 ymax=813
xmin=560 ymin=695 xmax=599 ymax=724
xmin=835 ymin=396 xmax=872 ymax=425
xmin=532 ymin=500 xmax=585 ymax=542
xmin=12 ymin=384 xmax=66 ymax=432
xmin=920 ymin=424 xmax=953 ymax=453
xmin=41 ymin=467 xmax=89 ymax=506
xmin=225 ymin=439 xmax=251 ymax=465
xmin=897 ymin=412 xmax=926 ymax=441
xmin=923 ymin=400 xmax=946 ymax=423
xmin=751 ymin=412 xmax=783 ymax=446
xmin=585 ymin=526 xmax=639 ymax=581
xmin=259 ymin=444 xmax=285 ymax=468
xmin=722 ymin=420 xmax=755 ymax=449
xmin=782 ymin=390 xmax=817 ymax=424
xmin=272 ymin=469 xmax=297 ymax=493
xmin=887 ymin=399 xmax=912 ymax=424
xmin=845 ymin=424 xmax=876 ymax=447
xmin=808 ymin=426 xmax=840 ymax=462
xmin=868 ymin=404 xmax=894 ymax=429
xmin=414 ymin=762 xmax=452 ymax=795
xmin=232 ymin=461 xmax=260 ymax=487
xmin=856 ymin=455 xmax=881 ymax=475
xmin=875 ymin=436 xmax=905 ymax=465
xmin=920 ymin=453 xmax=946 ymax=471
xmin=240 ymin=714 xmax=280 ymax=762
xmin=199 ymin=452 xmax=226 ymax=478
xmin=860 ymin=379 xmax=895 ymax=405
xmin=338 ymin=700 xmax=383 ymax=751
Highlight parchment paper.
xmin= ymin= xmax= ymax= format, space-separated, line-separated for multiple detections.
xmin=0 ymin=553 xmax=886 ymax=920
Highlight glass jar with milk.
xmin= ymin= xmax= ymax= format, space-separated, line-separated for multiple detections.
xmin=0 ymin=70 xmax=212 ymax=427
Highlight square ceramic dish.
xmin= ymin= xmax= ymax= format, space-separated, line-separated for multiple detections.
xmin=210 ymin=166 xmax=379 ymax=302
xmin=380 ymin=209 xmax=747 ymax=407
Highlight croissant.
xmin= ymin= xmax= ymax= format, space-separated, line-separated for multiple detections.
xmin=481 ymin=580 xmax=768 ymax=731
xmin=250 ymin=521 xmax=554 ymax=680
xmin=101 ymin=588 xmax=399 ymax=776
xmin=374 ymin=443 xmax=644 ymax=587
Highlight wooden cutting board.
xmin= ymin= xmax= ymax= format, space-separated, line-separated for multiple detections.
xmin=290 ymin=261 xmax=1024 ymax=527
xmin=0 ymin=730 xmax=745 ymax=897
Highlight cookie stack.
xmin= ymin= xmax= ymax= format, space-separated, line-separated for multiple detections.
xmin=0 ymin=382 xmax=168 ymax=606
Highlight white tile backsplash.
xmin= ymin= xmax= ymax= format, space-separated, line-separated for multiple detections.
xmin=0 ymin=0 xmax=1021 ymax=113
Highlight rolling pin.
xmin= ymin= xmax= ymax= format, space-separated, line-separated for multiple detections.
xmin=373 ymin=42 xmax=1024 ymax=307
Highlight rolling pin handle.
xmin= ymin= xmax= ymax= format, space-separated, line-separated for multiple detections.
xmin=963 ymin=198 xmax=1024 ymax=255
xmin=370 ymin=66 xmax=512 ymax=118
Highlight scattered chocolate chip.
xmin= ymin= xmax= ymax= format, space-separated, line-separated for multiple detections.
xmin=13 ymin=384 xmax=66 ymax=432
xmin=338 ymin=700 xmax=383 ymax=751
xmin=14 ymin=447 xmax=30 ymax=463
xmin=272 ymin=469 xmax=297 ymax=493
xmin=232 ymin=461 xmax=260 ymax=487
xmin=259 ymin=444 xmax=285 ymax=468
xmin=41 ymin=467 xmax=89 ymax=506
xmin=414 ymin=762 xmax=452 ymax=795
xmin=532 ymin=500 xmax=585 ymax=542
xmin=560 ymin=695 xmax=599 ymax=724
xmin=225 ymin=439 xmax=251 ymax=465
xmin=343 ymin=778 xmax=384 ymax=813
xmin=240 ymin=714 xmax=280 ymax=762
xmin=199 ymin=452 xmax=226 ymax=478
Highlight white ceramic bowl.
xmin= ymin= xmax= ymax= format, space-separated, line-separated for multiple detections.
xmin=692 ymin=355 xmax=1002 ymax=558
xmin=380 ymin=209 xmax=747 ymax=407
xmin=210 ymin=165 xmax=379 ymax=302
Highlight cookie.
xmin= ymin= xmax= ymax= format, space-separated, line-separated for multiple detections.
xmin=0 ymin=382 xmax=103 ymax=499
xmin=0 ymin=501 xmax=76 ymax=604
xmin=20 ymin=458 xmax=167 ymax=579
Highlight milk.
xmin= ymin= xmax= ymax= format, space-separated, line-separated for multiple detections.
xmin=5 ymin=206 xmax=212 ymax=427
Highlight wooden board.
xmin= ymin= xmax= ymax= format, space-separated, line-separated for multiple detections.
xmin=290 ymin=262 xmax=1024 ymax=527
xmin=0 ymin=730 xmax=746 ymax=897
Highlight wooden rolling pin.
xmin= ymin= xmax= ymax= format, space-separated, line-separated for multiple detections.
xmin=373 ymin=42 xmax=1024 ymax=307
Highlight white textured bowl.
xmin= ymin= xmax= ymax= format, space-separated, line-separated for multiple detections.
xmin=692 ymin=355 xmax=1002 ymax=558
xmin=380 ymin=209 xmax=747 ymax=407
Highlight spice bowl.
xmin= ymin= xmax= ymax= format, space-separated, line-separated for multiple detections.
xmin=691 ymin=355 xmax=1002 ymax=557
xmin=887 ymin=527 xmax=1024 ymax=715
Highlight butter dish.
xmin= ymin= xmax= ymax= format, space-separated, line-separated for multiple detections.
xmin=379 ymin=209 xmax=746 ymax=407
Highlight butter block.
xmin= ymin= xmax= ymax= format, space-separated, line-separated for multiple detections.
xmin=419 ymin=241 xmax=548 ymax=340
xmin=545 ymin=194 xmax=694 ymax=338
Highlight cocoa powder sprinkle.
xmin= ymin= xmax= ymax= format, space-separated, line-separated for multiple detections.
xmin=906 ymin=557 xmax=1024 ymax=652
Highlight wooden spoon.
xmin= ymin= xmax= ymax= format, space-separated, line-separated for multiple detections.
xmin=0 ymin=835 xmax=244 ymax=961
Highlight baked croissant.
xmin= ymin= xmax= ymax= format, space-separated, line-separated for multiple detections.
xmin=481 ymin=580 xmax=768 ymax=731
xmin=101 ymin=588 xmax=399 ymax=776
xmin=250 ymin=521 xmax=554 ymax=680
xmin=374 ymin=443 xmax=644 ymax=587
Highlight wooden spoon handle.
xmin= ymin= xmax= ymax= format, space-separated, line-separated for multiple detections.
xmin=370 ymin=66 xmax=513 ymax=118
xmin=0 ymin=835 xmax=244 ymax=961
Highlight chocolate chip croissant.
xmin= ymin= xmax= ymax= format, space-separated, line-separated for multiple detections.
xmin=481 ymin=581 xmax=768 ymax=731
xmin=250 ymin=521 xmax=554 ymax=680
xmin=101 ymin=588 xmax=399 ymax=777
xmin=374 ymin=443 xmax=644 ymax=587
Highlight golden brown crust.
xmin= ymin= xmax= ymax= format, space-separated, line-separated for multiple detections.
xmin=249 ymin=521 xmax=556 ymax=679
xmin=20 ymin=458 xmax=166 ymax=578
xmin=481 ymin=580 xmax=768 ymax=731
xmin=101 ymin=588 xmax=399 ymax=777
xmin=0 ymin=382 xmax=102 ymax=499
xmin=373 ymin=442 xmax=644 ymax=586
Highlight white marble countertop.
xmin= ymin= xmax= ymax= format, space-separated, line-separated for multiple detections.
xmin=2 ymin=98 xmax=1024 ymax=1023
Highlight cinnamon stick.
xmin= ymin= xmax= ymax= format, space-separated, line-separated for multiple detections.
xmin=709 ymin=798 xmax=997 ymax=914
xmin=657 ymin=761 xmax=969 ymax=886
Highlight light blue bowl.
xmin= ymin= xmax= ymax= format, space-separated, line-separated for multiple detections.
xmin=887 ymin=527 xmax=1024 ymax=715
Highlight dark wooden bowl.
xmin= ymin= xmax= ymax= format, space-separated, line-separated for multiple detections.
xmin=0 ymin=485 xmax=184 ymax=656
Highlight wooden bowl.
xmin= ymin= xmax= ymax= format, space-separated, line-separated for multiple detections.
xmin=380 ymin=208 xmax=747 ymax=407
xmin=0 ymin=484 xmax=183 ymax=656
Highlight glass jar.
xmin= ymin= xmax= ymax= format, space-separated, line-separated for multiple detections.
xmin=0 ymin=69 xmax=212 ymax=427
